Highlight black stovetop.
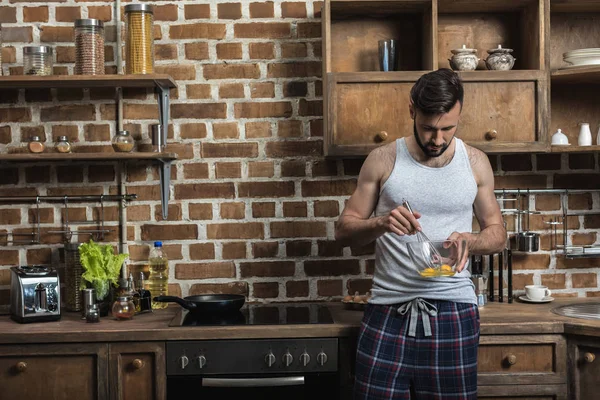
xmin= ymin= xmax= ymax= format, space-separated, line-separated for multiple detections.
xmin=168 ymin=302 xmax=334 ymax=327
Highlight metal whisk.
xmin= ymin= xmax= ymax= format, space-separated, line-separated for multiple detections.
xmin=402 ymin=200 xmax=443 ymax=268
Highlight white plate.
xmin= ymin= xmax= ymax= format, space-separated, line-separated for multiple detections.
xmin=564 ymin=48 xmax=600 ymax=56
xmin=519 ymin=295 xmax=554 ymax=303
xmin=559 ymin=63 xmax=600 ymax=70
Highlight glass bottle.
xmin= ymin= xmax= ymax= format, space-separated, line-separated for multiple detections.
xmin=136 ymin=272 xmax=152 ymax=313
xmin=23 ymin=45 xmax=53 ymax=76
xmin=112 ymin=295 xmax=136 ymax=320
xmin=148 ymin=241 xmax=169 ymax=310
xmin=28 ymin=136 xmax=45 ymax=153
xmin=125 ymin=4 xmax=154 ymax=74
xmin=55 ymin=136 xmax=72 ymax=153
xmin=74 ymin=19 xmax=105 ymax=75
xmin=112 ymin=130 xmax=134 ymax=152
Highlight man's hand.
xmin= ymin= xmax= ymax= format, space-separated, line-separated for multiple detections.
xmin=446 ymin=232 xmax=470 ymax=272
xmin=377 ymin=205 xmax=422 ymax=236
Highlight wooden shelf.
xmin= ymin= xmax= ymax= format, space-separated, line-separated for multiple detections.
xmin=550 ymin=145 xmax=600 ymax=153
xmin=551 ymin=66 xmax=600 ymax=84
xmin=330 ymin=70 xmax=544 ymax=83
xmin=0 ymin=74 xmax=176 ymax=90
xmin=0 ymin=152 xmax=178 ymax=162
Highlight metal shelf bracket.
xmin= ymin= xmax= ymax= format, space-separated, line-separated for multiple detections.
xmin=158 ymin=158 xmax=172 ymax=220
xmin=156 ymin=81 xmax=171 ymax=219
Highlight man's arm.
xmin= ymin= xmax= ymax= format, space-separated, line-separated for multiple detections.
xmin=448 ymin=147 xmax=507 ymax=256
xmin=335 ymin=146 xmax=421 ymax=248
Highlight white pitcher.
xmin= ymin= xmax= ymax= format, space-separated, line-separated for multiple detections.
xmin=578 ymin=123 xmax=592 ymax=146
xmin=597 ymin=126 xmax=600 ymax=145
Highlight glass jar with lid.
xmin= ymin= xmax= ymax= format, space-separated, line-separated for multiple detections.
xmin=23 ymin=46 xmax=53 ymax=76
xmin=28 ymin=136 xmax=45 ymax=153
xmin=55 ymin=136 xmax=72 ymax=153
xmin=112 ymin=295 xmax=136 ymax=320
xmin=112 ymin=130 xmax=134 ymax=152
xmin=125 ymin=4 xmax=154 ymax=74
xmin=74 ymin=19 xmax=105 ymax=75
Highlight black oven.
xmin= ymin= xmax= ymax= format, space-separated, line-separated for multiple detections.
xmin=166 ymin=338 xmax=340 ymax=400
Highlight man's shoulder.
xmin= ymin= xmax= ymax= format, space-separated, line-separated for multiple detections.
xmin=463 ymin=142 xmax=488 ymax=166
xmin=362 ymin=140 xmax=397 ymax=179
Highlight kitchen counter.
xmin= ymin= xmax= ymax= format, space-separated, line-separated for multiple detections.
xmin=0 ymin=299 xmax=599 ymax=344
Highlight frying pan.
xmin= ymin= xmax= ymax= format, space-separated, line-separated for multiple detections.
xmin=154 ymin=294 xmax=245 ymax=315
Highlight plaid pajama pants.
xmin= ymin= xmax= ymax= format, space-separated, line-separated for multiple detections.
xmin=353 ymin=299 xmax=479 ymax=400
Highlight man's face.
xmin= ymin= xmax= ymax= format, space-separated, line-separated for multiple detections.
xmin=411 ymin=101 xmax=461 ymax=158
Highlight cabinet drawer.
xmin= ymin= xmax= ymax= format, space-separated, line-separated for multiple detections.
xmin=0 ymin=343 xmax=108 ymax=400
xmin=478 ymin=335 xmax=566 ymax=386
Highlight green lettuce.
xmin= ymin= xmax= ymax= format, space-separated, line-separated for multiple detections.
xmin=79 ymin=239 xmax=128 ymax=300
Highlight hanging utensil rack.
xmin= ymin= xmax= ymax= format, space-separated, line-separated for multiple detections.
xmin=495 ymin=188 xmax=600 ymax=258
xmin=0 ymin=194 xmax=136 ymax=244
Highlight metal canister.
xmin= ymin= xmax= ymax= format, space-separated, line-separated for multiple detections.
xmin=82 ymin=288 xmax=97 ymax=319
xmin=124 ymin=4 xmax=154 ymax=74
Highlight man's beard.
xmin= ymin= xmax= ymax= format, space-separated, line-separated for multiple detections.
xmin=413 ymin=121 xmax=454 ymax=158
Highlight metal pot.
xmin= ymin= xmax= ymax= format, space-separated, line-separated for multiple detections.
xmin=517 ymin=231 xmax=539 ymax=252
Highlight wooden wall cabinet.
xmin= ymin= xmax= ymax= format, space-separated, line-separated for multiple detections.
xmin=0 ymin=342 xmax=166 ymax=400
xmin=326 ymin=0 xmax=600 ymax=157
xmin=567 ymin=335 xmax=600 ymax=400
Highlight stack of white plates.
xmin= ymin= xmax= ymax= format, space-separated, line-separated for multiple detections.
xmin=562 ymin=48 xmax=600 ymax=69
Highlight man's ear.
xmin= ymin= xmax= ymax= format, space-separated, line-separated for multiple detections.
xmin=409 ymin=103 xmax=415 ymax=120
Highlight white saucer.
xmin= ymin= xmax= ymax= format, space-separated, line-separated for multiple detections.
xmin=519 ymin=295 xmax=554 ymax=303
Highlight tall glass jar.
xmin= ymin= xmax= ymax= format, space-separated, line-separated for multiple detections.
xmin=23 ymin=46 xmax=53 ymax=76
xmin=74 ymin=19 xmax=105 ymax=75
xmin=124 ymin=4 xmax=154 ymax=74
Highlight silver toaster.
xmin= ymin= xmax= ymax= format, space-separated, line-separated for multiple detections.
xmin=10 ymin=265 xmax=61 ymax=323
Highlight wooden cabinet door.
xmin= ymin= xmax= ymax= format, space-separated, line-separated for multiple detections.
xmin=478 ymin=384 xmax=568 ymax=399
xmin=0 ymin=343 xmax=108 ymax=400
xmin=109 ymin=342 xmax=166 ymax=400
xmin=567 ymin=336 xmax=600 ymax=400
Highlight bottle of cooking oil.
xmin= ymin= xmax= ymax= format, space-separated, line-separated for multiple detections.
xmin=147 ymin=241 xmax=168 ymax=310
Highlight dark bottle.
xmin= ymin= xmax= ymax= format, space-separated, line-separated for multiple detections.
xmin=136 ymin=272 xmax=153 ymax=313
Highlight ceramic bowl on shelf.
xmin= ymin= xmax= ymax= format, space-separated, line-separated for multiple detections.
xmin=406 ymin=239 xmax=468 ymax=278
xmin=449 ymin=45 xmax=479 ymax=71
xmin=484 ymin=45 xmax=516 ymax=70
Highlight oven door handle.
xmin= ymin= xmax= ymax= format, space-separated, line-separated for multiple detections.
xmin=202 ymin=376 xmax=305 ymax=387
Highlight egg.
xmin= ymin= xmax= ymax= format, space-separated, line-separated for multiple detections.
xmin=343 ymin=295 xmax=353 ymax=302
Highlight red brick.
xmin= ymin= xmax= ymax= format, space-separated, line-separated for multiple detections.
xmin=282 ymin=2 xmax=306 ymax=18
xmin=175 ymin=262 xmax=235 ymax=279
xmin=302 ymin=179 xmax=356 ymax=197
xmin=298 ymin=22 xmax=321 ymax=38
xmin=0 ymin=209 xmax=21 ymax=225
xmin=299 ymin=99 xmax=322 ymax=116
xmin=154 ymin=204 xmax=183 ymax=222
xmin=218 ymin=3 xmax=242 ymax=19
xmin=219 ymin=83 xmax=245 ymax=98
xmin=317 ymin=280 xmax=342 ymax=296
xmin=23 ymin=6 xmax=48 ymax=22
xmin=204 ymin=64 xmax=260 ymax=80
xmin=25 ymin=166 xmax=50 ymax=184
xmin=88 ymin=6 xmax=111 ymax=21
xmin=569 ymin=194 xmax=592 ymax=210
xmin=216 ymin=42 xmax=243 ymax=59
xmin=0 ymin=108 xmax=31 ymax=123
xmin=222 ymin=242 xmax=247 ymax=259
xmin=265 ymin=140 xmax=322 ymax=157
xmin=207 ymin=223 xmax=264 ymax=239
xmin=249 ymin=42 xmax=275 ymax=59
xmin=286 ymin=280 xmax=309 ymax=297
xmin=186 ymin=84 xmax=211 ymax=99
xmin=235 ymin=102 xmax=292 ymax=118
xmin=572 ymin=272 xmax=597 ymax=288
xmin=170 ymin=23 xmax=226 ymax=40
xmin=202 ymin=142 xmax=258 ymax=158
xmin=248 ymin=161 xmax=274 ymax=178
xmin=249 ymin=2 xmax=274 ymax=18
xmin=213 ymin=122 xmax=239 ymax=139
xmin=347 ymin=279 xmax=373 ymax=296
xmin=141 ymin=224 xmax=198 ymax=241
xmin=281 ymin=160 xmax=307 ymax=177
xmin=304 ymin=260 xmax=360 ymax=276
xmin=310 ymin=119 xmax=323 ymax=137
xmin=180 ymin=123 xmax=207 ymax=139
xmin=155 ymin=44 xmax=178 ymax=60
xmin=286 ymin=240 xmax=312 ymax=257
xmin=571 ymin=232 xmax=596 ymax=246
xmin=185 ymin=4 xmax=211 ymax=19
xmin=189 ymin=282 xmax=248 ymax=296
xmin=253 ymin=282 xmax=279 ymax=298
xmin=250 ymin=82 xmax=275 ymax=98
xmin=541 ymin=273 xmax=566 ymax=289
xmin=27 ymin=248 xmax=52 ymax=265
xmin=252 ymin=202 xmax=275 ymax=218
xmin=312 ymin=160 xmax=338 ymax=176
xmin=556 ymin=257 xmax=600 ymax=269
xmin=189 ymin=203 xmax=213 ymax=220
xmin=184 ymin=43 xmax=209 ymax=60
xmin=281 ymin=43 xmax=307 ymax=58
xmin=55 ymin=6 xmax=80 ymax=22
xmin=554 ymin=174 xmax=600 ymax=190
xmin=215 ymin=162 xmax=242 ymax=179
xmin=283 ymin=201 xmax=307 ymax=217
xmin=84 ymin=124 xmax=110 ymax=141
xmin=155 ymin=4 xmax=178 ymax=21
xmin=314 ymin=200 xmax=339 ymax=217
xmin=172 ymin=103 xmax=227 ymax=119
xmin=2 ymin=27 xmax=33 ymax=43
xmin=234 ymin=23 xmax=291 ymax=38
xmin=56 ymin=166 xmax=83 ymax=183
xmin=88 ymin=165 xmax=115 ymax=182
xmin=40 ymin=26 xmax=72 ymax=42
xmin=183 ymin=163 xmax=209 ymax=179
xmin=41 ymin=105 xmax=95 ymax=122
xmin=220 ymin=202 xmax=245 ymax=219
xmin=511 ymin=253 xmax=550 ymax=270
xmin=240 ymin=261 xmax=295 ymax=277
xmin=267 ymin=62 xmax=321 ymax=78
xmin=569 ymin=153 xmax=595 ymax=170
xmin=535 ymin=194 xmax=560 ymax=211
xmin=285 ymin=82 xmax=308 ymax=98
xmin=271 ymin=221 xmax=326 ymax=238
xmin=246 ymin=121 xmax=272 ymax=138
xmin=318 ymin=240 xmax=344 ymax=257
xmin=238 ymin=181 xmax=294 ymax=198
xmin=0 ymin=127 xmax=11 ymax=144
xmin=175 ymin=183 xmax=235 ymax=200
xmin=252 ymin=241 xmax=278 ymax=258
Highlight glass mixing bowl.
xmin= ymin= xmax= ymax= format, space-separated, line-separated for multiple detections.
xmin=406 ymin=239 xmax=468 ymax=277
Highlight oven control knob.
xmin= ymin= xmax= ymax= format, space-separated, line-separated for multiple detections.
xmin=317 ymin=351 xmax=328 ymax=366
xmin=283 ymin=352 xmax=293 ymax=367
xmin=300 ymin=352 xmax=311 ymax=367
xmin=179 ymin=355 xmax=189 ymax=370
xmin=196 ymin=355 xmax=207 ymax=369
xmin=265 ymin=351 xmax=276 ymax=367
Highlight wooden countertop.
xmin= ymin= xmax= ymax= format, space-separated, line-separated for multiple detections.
xmin=0 ymin=299 xmax=599 ymax=344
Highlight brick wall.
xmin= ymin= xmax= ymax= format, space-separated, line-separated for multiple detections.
xmin=0 ymin=1 xmax=599 ymax=306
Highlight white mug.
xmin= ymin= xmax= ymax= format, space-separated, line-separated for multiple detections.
xmin=525 ymin=285 xmax=551 ymax=301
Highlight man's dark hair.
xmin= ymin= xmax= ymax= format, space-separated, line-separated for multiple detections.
xmin=410 ymin=68 xmax=464 ymax=115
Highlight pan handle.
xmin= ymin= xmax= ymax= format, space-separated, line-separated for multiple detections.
xmin=153 ymin=295 xmax=197 ymax=309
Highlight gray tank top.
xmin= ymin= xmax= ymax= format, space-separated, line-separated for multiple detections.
xmin=371 ymin=137 xmax=478 ymax=305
